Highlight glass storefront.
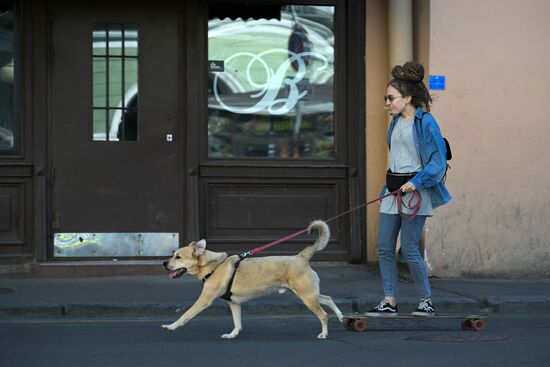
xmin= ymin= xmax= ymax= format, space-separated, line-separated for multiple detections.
xmin=208 ymin=5 xmax=335 ymax=159
xmin=0 ymin=1 xmax=16 ymax=153
xmin=0 ymin=0 xmax=366 ymax=265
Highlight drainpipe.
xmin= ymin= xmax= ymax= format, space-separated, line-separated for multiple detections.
xmin=387 ymin=0 xmax=428 ymax=259
xmin=388 ymin=0 xmax=413 ymax=70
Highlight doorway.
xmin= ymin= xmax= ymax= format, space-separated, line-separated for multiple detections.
xmin=49 ymin=0 xmax=182 ymax=258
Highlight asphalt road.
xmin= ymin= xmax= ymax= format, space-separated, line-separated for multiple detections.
xmin=1 ymin=314 xmax=549 ymax=367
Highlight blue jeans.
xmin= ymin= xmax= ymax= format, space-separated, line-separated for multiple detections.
xmin=377 ymin=213 xmax=431 ymax=299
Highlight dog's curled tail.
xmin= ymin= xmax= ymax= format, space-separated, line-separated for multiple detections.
xmin=299 ymin=220 xmax=330 ymax=261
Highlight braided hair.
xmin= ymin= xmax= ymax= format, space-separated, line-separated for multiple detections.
xmin=388 ymin=61 xmax=433 ymax=112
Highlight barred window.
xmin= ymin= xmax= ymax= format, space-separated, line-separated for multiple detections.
xmin=92 ymin=24 xmax=139 ymax=141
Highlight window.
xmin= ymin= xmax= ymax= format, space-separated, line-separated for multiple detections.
xmin=208 ymin=5 xmax=335 ymax=159
xmin=0 ymin=1 xmax=17 ymax=154
xmin=92 ymin=24 xmax=138 ymax=141
xmin=54 ymin=232 xmax=179 ymax=257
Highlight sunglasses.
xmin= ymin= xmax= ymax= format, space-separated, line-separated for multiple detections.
xmin=384 ymin=95 xmax=402 ymax=103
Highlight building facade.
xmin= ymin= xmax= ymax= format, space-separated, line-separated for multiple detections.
xmin=366 ymin=0 xmax=550 ymax=277
xmin=0 ymin=0 xmax=366 ymax=275
xmin=1 ymin=0 xmax=549 ymax=277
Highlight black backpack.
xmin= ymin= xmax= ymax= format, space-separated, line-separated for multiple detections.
xmin=443 ymin=137 xmax=452 ymax=181
xmin=444 ymin=137 xmax=452 ymax=161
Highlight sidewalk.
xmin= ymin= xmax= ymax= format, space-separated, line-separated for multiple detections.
xmin=1 ymin=264 xmax=550 ymax=319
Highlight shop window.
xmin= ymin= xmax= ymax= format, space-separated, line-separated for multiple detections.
xmin=0 ymin=1 xmax=17 ymax=154
xmin=208 ymin=4 xmax=335 ymax=159
xmin=92 ymin=24 xmax=138 ymax=141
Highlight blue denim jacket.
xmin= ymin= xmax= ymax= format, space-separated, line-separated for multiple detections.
xmin=382 ymin=106 xmax=452 ymax=209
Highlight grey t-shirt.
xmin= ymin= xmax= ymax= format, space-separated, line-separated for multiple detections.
xmin=380 ymin=115 xmax=434 ymax=216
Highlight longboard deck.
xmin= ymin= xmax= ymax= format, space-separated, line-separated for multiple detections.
xmin=343 ymin=313 xmax=487 ymax=320
xmin=341 ymin=314 xmax=488 ymax=332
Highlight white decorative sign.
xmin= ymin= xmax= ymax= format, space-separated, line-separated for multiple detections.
xmin=213 ymin=49 xmax=328 ymax=115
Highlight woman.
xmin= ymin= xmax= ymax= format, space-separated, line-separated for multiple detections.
xmin=366 ymin=61 xmax=451 ymax=317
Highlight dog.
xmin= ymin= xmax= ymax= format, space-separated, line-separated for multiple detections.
xmin=162 ymin=220 xmax=343 ymax=339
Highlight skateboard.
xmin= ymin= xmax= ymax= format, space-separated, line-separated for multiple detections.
xmin=341 ymin=313 xmax=488 ymax=332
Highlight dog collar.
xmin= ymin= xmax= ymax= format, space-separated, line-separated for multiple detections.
xmin=202 ymin=254 xmax=229 ymax=283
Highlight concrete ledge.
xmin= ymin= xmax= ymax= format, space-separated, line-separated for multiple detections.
xmin=0 ymin=304 xmax=63 ymax=319
xmin=487 ymin=296 xmax=550 ymax=313
xmin=63 ymin=302 xmax=231 ymax=318
xmin=3 ymin=298 xmax=550 ymax=320
xmin=31 ymin=261 xmax=166 ymax=278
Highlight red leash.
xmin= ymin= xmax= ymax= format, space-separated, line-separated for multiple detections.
xmin=241 ymin=189 xmax=422 ymax=258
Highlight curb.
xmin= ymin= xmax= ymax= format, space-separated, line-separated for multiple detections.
xmin=0 ymin=304 xmax=63 ymax=319
xmin=486 ymin=296 xmax=550 ymax=313
xmin=2 ymin=298 xmax=550 ymax=320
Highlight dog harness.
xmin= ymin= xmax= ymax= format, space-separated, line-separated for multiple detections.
xmin=202 ymin=254 xmax=246 ymax=302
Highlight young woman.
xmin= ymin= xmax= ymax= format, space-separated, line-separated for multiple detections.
xmin=366 ymin=61 xmax=451 ymax=317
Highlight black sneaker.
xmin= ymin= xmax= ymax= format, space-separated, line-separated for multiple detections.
xmin=364 ymin=301 xmax=398 ymax=317
xmin=411 ymin=298 xmax=435 ymax=317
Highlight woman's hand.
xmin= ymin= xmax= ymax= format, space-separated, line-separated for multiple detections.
xmin=400 ymin=182 xmax=416 ymax=193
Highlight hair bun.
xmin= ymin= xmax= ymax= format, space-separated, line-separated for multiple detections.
xmin=391 ymin=61 xmax=424 ymax=83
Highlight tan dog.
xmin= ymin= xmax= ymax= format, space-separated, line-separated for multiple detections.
xmin=162 ymin=220 xmax=343 ymax=339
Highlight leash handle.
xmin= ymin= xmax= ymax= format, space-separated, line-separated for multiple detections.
xmin=396 ymin=190 xmax=422 ymax=221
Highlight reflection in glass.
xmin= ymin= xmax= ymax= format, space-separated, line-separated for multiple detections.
xmin=124 ymin=25 xmax=138 ymax=57
xmin=0 ymin=2 xmax=16 ymax=152
xmin=92 ymin=109 xmax=106 ymax=140
xmin=93 ymin=58 xmax=106 ymax=107
xmin=54 ymin=232 xmax=179 ymax=257
xmin=92 ymin=24 xmax=139 ymax=141
xmin=208 ymin=5 xmax=335 ymax=159
xmin=108 ymin=58 xmax=122 ymax=107
xmin=124 ymin=58 xmax=138 ymax=95
xmin=108 ymin=24 xmax=122 ymax=56
xmin=92 ymin=28 xmax=106 ymax=56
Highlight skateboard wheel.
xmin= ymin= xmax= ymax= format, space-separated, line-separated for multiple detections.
xmin=353 ymin=319 xmax=368 ymax=332
xmin=472 ymin=319 xmax=486 ymax=331
xmin=342 ymin=318 xmax=355 ymax=331
xmin=461 ymin=319 xmax=472 ymax=330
